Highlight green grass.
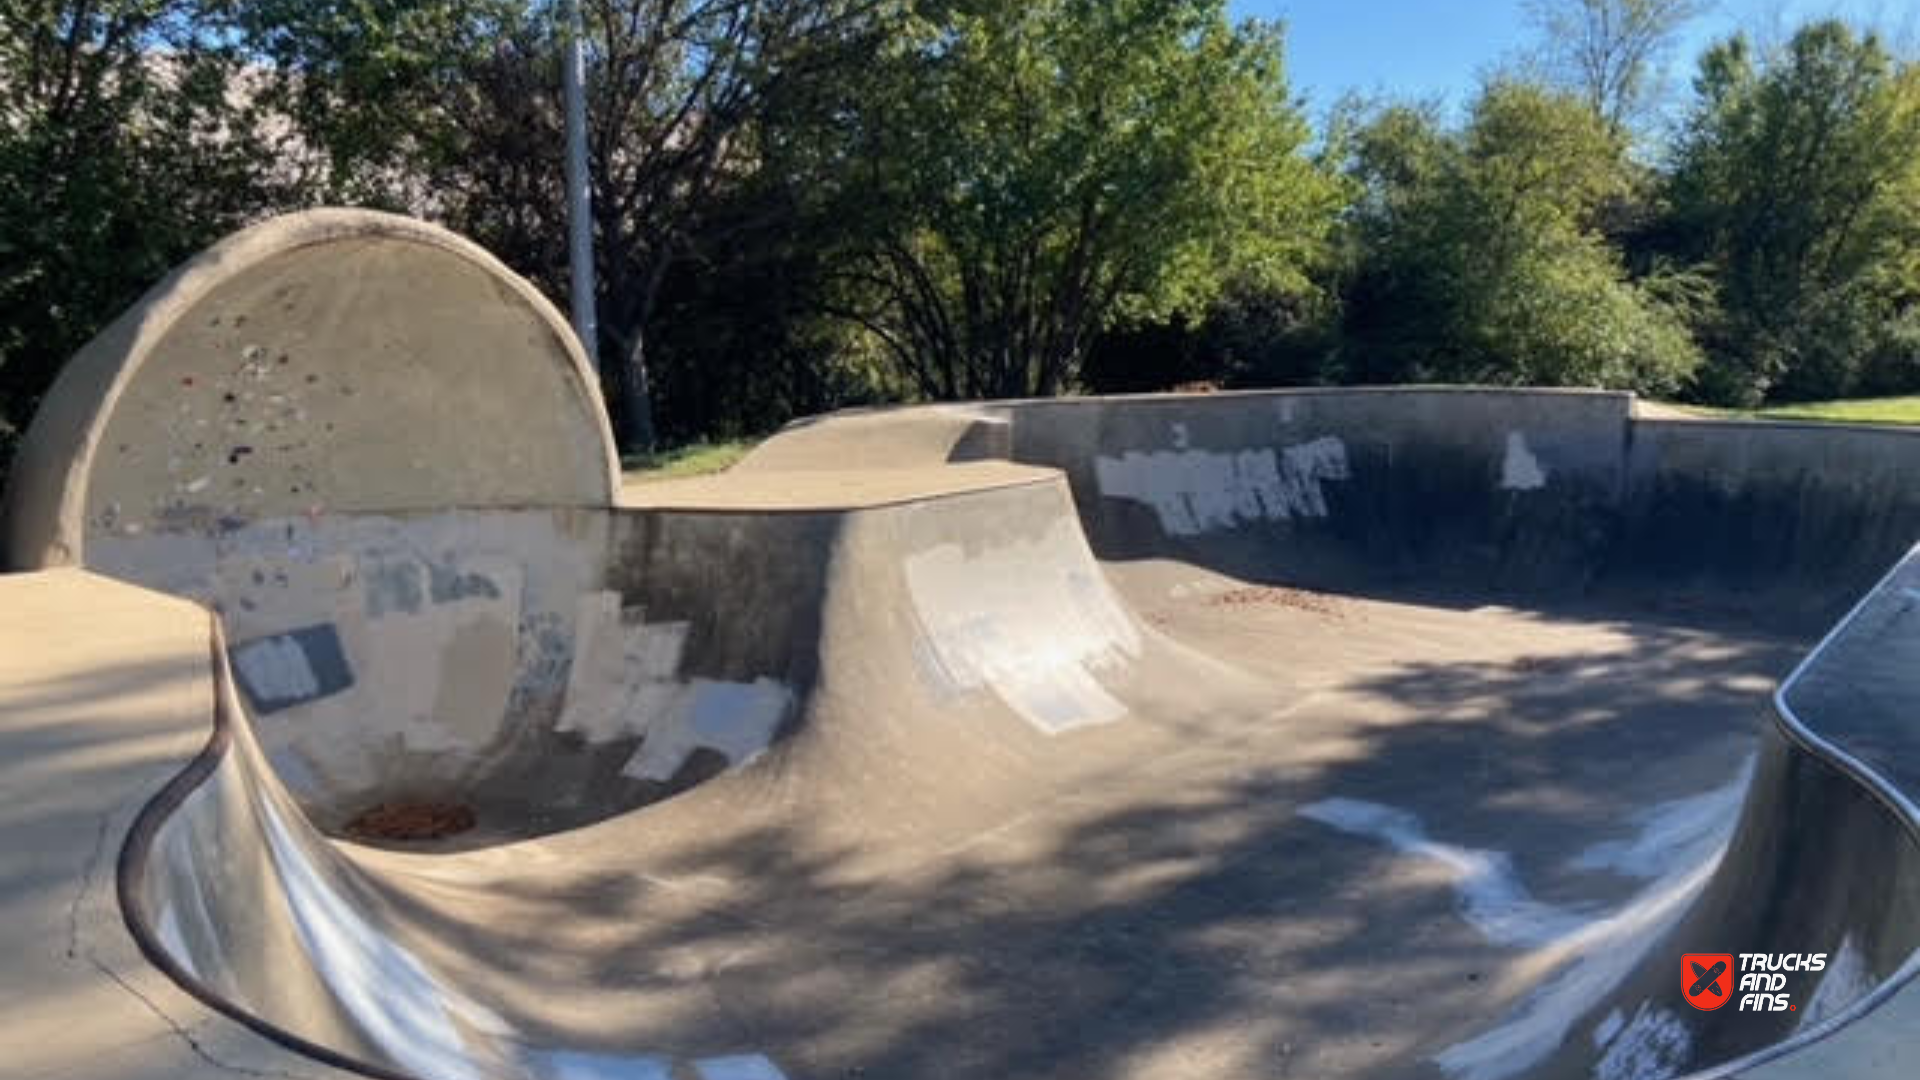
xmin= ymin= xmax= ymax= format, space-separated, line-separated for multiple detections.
xmin=1659 ymin=395 xmax=1920 ymax=426
xmin=1751 ymin=396 xmax=1920 ymax=424
xmin=620 ymin=439 xmax=755 ymax=483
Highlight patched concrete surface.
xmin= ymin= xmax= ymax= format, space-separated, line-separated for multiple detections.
xmin=4 ymin=215 xmax=1920 ymax=1080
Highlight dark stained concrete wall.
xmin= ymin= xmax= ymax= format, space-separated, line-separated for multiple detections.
xmin=1619 ymin=421 xmax=1920 ymax=628
xmin=1007 ymin=389 xmax=1632 ymax=602
xmin=999 ymin=390 xmax=1920 ymax=631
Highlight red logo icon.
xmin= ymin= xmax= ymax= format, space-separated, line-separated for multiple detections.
xmin=1683 ymin=953 xmax=1735 ymax=1010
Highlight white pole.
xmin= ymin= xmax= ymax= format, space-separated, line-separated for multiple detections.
xmin=561 ymin=0 xmax=599 ymax=370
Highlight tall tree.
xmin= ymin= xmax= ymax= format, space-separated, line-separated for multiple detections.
xmin=245 ymin=0 xmax=886 ymax=451
xmin=1666 ymin=22 xmax=1920 ymax=403
xmin=1526 ymin=0 xmax=1707 ymax=131
xmin=823 ymin=0 xmax=1342 ymax=399
xmin=1337 ymin=81 xmax=1704 ymax=393
xmin=1 ymin=0 xmax=294 ymax=473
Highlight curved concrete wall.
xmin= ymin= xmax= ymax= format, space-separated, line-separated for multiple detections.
xmin=121 ymin=471 xmax=1252 ymax=1080
xmin=1549 ymin=545 xmax=1920 ymax=1080
xmin=998 ymin=390 xmax=1920 ymax=631
xmin=1621 ymin=421 xmax=1920 ymax=627
xmin=1006 ymin=388 xmax=1632 ymax=598
xmin=1 ymin=209 xmax=620 ymax=570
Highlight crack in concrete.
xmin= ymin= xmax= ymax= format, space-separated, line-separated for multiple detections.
xmin=87 ymin=955 xmax=323 ymax=1080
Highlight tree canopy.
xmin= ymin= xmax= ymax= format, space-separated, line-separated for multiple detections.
xmin=5 ymin=1 xmax=1920 ymax=477
xmin=817 ymin=0 xmax=1341 ymax=399
xmin=1666 ymin=21 xmax=1920 ymax=404
xmin=1334 ymin=82 xmax=1701 ymax=395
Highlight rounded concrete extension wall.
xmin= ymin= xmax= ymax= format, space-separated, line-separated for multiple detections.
xmin=1 ymin=209 xmax=619 ymax=570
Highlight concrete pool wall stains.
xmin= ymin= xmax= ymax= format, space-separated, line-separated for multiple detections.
xmin=83 ymin=510 xmax=608 ymax=812
xmin=31 ymin=390 xmax=1920 ymax=1080
xmin=1010 ymin=392 xmax=1920 ymax=627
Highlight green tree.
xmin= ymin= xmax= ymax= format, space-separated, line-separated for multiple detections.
xmin=1666 ymin=22 xmax=1920 ymax=404
xmin=244 ymin=0 xmax=888 ymax=450
xmin=1 ymin=0 xmax=294 ymax=473
xmin=1338 ymin=81 xmax=1702 ymax=394
xmin=823 ymin=0 xmax=1342 ymax=399
xmin=1525 ymin=0 xmax=1707 ymax=132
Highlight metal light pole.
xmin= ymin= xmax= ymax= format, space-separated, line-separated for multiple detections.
xmin=561 ymin=0 xmax=599 ymax=371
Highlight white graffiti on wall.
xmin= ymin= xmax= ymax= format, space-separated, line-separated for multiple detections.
xmin=1502 ymin=432 xmax=1549 ymax=491
xmin=1093 ymin=435 xmax=1350 ymax=537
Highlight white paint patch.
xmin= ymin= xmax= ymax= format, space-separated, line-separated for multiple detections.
xmin=1569 ymin=757 xmax=1754 ymax=879
xmin=1298 ymin=798 xmax=1588 ymax=946
xmin=1591 ymin=1002 xmax=1691 ymax=1080
xmin=231 ymin=636 xmax=320 ymax=704
xmin=1093 ymin=436 xmax=1349 ymax=536
xmin=906 ymin=517 xmax=1142 ymax=733
xmin=557 ymin=592 xmax=793 ymax=781
xmin=1593 ymin=1008 xmax=1625 ymax=1048
xmin=557 ymin=593 xmax=690 ymax=742
xmin=1501 ymin=432 xmax=1547 ymax=491
xmin=694 ymin=1055 xmax=789 ymax=1080
xmin=1799 ymin=934 xmax=1873 ymax=1031
xmin=1433 ymin=846 xmax=1724 ymax=1080
xmin=621 ymin=678 xmax=793 ymax=782
xmin=1301 ymin=779 xmax=1745 ymax=1080
xmin=88 ymin=510 xmax=611 ymax=802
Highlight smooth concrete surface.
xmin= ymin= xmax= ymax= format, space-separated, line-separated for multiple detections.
xmin=0 ymin=208 xmax=620 ymax=571
xmin=4 ymin=214 xmax=1920 ymax=1080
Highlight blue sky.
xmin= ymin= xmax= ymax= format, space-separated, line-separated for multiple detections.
xmin=1228 ymin=0 xmax=1917 ymax=118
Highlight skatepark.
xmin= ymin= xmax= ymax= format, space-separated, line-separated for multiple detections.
xmin=3 ymin=210 xmax=1918 ymax=1080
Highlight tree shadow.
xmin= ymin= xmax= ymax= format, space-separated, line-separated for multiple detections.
xmin=329 ymin=597 xmax=1802 ymax=1080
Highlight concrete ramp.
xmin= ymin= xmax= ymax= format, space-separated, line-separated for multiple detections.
xmin=4 ymin=215 xmax=1920 ymax=1080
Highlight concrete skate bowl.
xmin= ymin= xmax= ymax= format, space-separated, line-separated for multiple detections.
xmin=2 ymin=213 xmax=1919 ymax=1080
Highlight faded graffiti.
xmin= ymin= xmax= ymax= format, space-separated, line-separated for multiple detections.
xmin=1094 ymin=435 xmax=1350 ymax=536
